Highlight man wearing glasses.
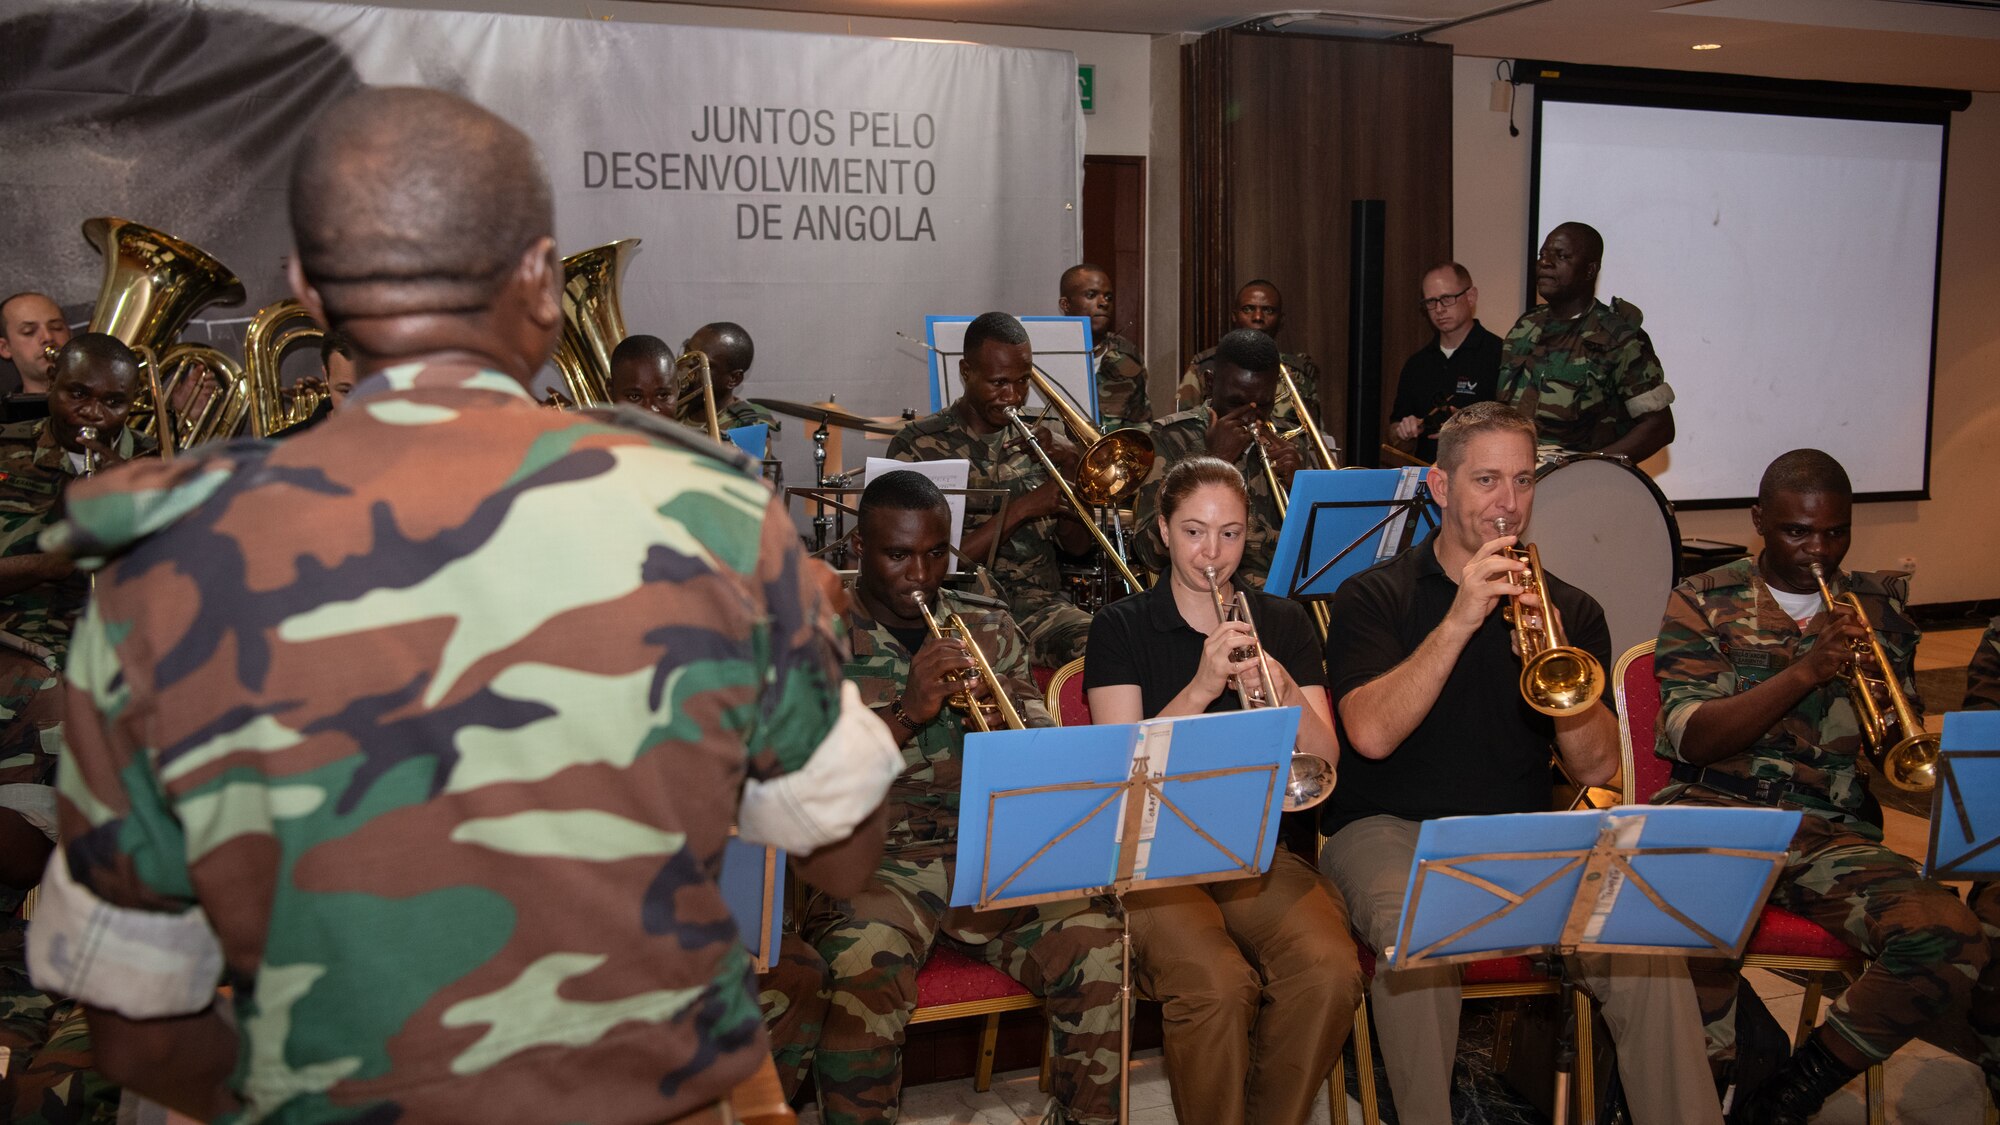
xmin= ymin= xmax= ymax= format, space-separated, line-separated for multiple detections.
xmin=1388 ymin=262 xmax=1501 ymax=464
xmin=1498 ymin=221 xmax=1677 ymax=463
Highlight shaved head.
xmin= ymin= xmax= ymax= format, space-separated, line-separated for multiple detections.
xmin=289 ymin=87 xmax=552 ymax=323
xmin=1552 ymin=221 xmax=1603 ymax=267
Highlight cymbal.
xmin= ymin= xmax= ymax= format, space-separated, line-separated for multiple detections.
xmin=751 ymin=398 xmax=902 ymax=435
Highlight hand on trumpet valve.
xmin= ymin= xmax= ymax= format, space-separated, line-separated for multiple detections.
xmin=904 ymin=632 xmax=979 ymax=724
xmin=1803 ymin=606 xmax=1876 ymax=686
xmin=1450 ymin=533 xmax=1526 ymax=630
xmin=1194 ymin=616 xmax=1264 ymax=703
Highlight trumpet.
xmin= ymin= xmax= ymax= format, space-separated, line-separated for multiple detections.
xmin=1495 ymin=519 xmax=1605 ymax=716
xmin=1204 ymin=566 xmax=1334 ymax=811
xmin=75 ymin=425 xmax=102 ymax=476
xmin=911 ymin=591 xmax=1025 ymax=733
xmin=1810 ymin=564 xmax=1938 ymax=792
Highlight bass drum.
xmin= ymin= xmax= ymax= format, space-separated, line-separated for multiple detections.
xmin=1529 ymin=454 xmax=1681 ymax=663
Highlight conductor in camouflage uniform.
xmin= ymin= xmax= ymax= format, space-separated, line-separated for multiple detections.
xmin=1057 ymin=263 xmax=1151 ymax=431
xmin=804 ymin=470 xmax=1122 ymax=1125
xmin=0 ymin=335 xmax=155 ymax=1125
xmin=1498 ymin=221 xmax=1676 ymax=463
xmin=888 ymin=311 xmax=1096 ymax=670
xmin=26 ymin=87 xmax=889 ymax=1125
xmin=1653 ymin=448 xmax=1985 ymax=1124
xmin=1176 ymin=279 xmax=1322 ymax=433
xmin=1136 ymin=329 xmax=1309 ymax=589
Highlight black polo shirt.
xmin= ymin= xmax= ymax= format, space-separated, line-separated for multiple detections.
xmin=1319 ymin=528 xmax=1612 ymax=836
xmin=1389 ymin=320 xmax=1503 ymax=463
xmin=1084 ymin=576 xmax=1325 ymax=717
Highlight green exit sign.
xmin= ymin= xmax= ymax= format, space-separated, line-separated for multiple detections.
xmin=1078 ymin=64 xmax=1095 ymax=114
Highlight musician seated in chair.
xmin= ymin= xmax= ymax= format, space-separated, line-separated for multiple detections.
xmin=1319 ymin=401 xmax=1719 ymax=1125
xmin=0 ymin=292 xmax=72 ymax=414
xmin=1085 ymin=455 xmax=1359 ymax=1125
xmin=1389 ymin=261 xmax=1501 ymax=465
xmin=1654 ymin=448 xmax=1987 ymax=1123
xmin=804 ymin=469 xmax=1122 ymax=1125
xmin=676 ymin=322 xmax=779 ymax=444
xmin=1057 ymin=263 xmax=1150 ymax=431
xmin=1134 ymin=329 xmax=1310 ymax=590
xmin=888 ymin=311 xmax=1096 ymax=669
xmin=0 ymin=333 xmax=151 ymax=1125
xmin=1176 ymin=279 xmax=1322 ymax=431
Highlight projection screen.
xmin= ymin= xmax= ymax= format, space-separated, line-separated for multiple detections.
xmin=1533 ymin=96 xmax=1946 ymax=506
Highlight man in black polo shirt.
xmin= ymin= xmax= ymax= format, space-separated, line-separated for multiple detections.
xmin=1316 ymin=401 xmax=1719 ymax=1124
xmin=1388 ymin=261 xmax=1501 ymax=464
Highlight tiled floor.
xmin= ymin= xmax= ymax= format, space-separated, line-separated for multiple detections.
xmin=815 ymin=632 xmax=1997 ymax=1124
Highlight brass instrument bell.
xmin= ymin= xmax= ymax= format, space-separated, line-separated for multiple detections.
xmin=1495 ymin=519 xmax=1605 ymax=717
xmin=1810 ymin=564 xmax=1938 ymax=793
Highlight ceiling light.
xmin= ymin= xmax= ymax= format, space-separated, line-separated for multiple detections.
xmin=1691 ymin=42 xmax=1723 ymax=50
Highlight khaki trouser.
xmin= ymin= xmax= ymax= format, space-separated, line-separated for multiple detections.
xmin=1127 ymin=849 xmax=1364 ymax=1125
xmin=1320 ymin=815 xmax=1722 ymax=1125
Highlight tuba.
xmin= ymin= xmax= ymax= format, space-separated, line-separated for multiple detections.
xmin=243 ymin=299 xmax=328 ymax=436
xmin=552 ymin=239 xmax=640 ymax=407
xmin=81 ymin=216 xmax=248 ymax=456
xmin=911 ymin=591 xmax=1026 ymax=733
xmin=1495 ymin=519 xmax=1605 ymax=716
xmin=1204 ymin=566 xmax=1334 ymax=810
xmin=1810 ymin=564 xmax=1939 ymax=792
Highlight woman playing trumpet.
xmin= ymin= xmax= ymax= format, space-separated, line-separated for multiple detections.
xmin=1083 ymin=456 xmax=1359 ymax=1125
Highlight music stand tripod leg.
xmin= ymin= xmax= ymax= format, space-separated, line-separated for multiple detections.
xmin=1117 ymin=890 xmax=1132 ymax=1125
xmin=1550 ymin=955 xmax=1596 ymax=1125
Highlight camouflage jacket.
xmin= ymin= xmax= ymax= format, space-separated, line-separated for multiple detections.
xmin=1176 ymin=347 xmax=1322 ymax=430
xmin=679 ymin=395 xmax=780 ymax=442
xmin=1094 ymin=332 xmax=1152 ymax=432
xmin=1967 ymin=618 xmax=2000 ymax=711
xmin=1132 ymin=405 xmax=1310 ymax=588
xmin=0 ymin=706 xmax=56 ymax=971
xmin=0 ymin=419 xmax=148 ymax=663
xmin=47 ymin=363 xmax=845 ymax=1125
xmin=885 ymin=404 xmax=1078 ymax=623
xmin=1654 ymin=557 xmax=1918 ymax=828
xmin=1497 ymin=298 xmax=1675 ymax=456
xmin=841 ymin=587 xmax=1052 ymax=860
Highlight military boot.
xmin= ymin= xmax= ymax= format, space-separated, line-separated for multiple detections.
xmin=1729 ymin=1036 xmax=1861 ymax=1125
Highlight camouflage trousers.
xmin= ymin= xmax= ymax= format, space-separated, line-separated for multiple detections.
xmin=1969 ymin=882 xmax=2000 ymax=1091
xmin=758 ymin=934 xmax=832 ymax=1101
xmin=1014 ymin=597 xmax=1091 ymax=671
xmin=0 ymin=969 xmax=118 ymax=1125
xmin=800 ymin=854 xmax=1123 ymax=1125
xmin=1672 ymin=801 xmax=1988 ymax=1067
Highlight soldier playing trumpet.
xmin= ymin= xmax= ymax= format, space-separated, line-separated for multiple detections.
xmin=799 ymin=469 xmax=1123 ymax=1125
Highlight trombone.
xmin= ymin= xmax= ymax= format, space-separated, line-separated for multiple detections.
xmin=1249 ymin=412 xmax=1332 ymax=637
xmin=1810 ymin=563 xmax=1939 ymax=792
xmin=1204 ymin=566 xmax=1334 ymax=811
xmin=911 ymin=591 xmax=1025 ymax=732
xmin=671 ymin=348 xmax=723 ymax=442
xmin=1495 ymin=519 xmax=1605 ymax=716
xmin=1276 ymin=362 xmax=1337 ymax=470
xmin=1005 ymin=403 xmax=1146 ymax=594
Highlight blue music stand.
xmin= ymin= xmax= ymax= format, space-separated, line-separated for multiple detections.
xmin=1927 ymin=711 xmax=2000 ymax=879
xmin=1390 ymin=806 xmax=1798 ymax=1125
xmin=1266 ymin=467 xmax=1437 ymax=601
xmin=719 ymin=836 xmax=784 ymax=973
xmin=950 ymin=708 xmax=1301 ymax=1123
xmin=724 ymin=422 xmax=769 ymax=460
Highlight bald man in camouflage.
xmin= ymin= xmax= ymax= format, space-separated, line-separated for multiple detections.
xmin=27 ymin=87 xmax=894 ymax=1125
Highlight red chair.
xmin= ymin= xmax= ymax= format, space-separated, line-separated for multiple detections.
xmin=908 ymin=945 xmax=1047 ymax=1092
xmin=1043 ymin=657 xmax=1091 ymax=726
xmin=1613 ymin=640 xmax=1883 ymax=1125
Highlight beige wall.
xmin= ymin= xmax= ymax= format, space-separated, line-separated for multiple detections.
xmin=1450 ymin=54 xmax=2000 ymax=605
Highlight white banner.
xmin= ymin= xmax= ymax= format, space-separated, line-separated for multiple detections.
xmin=0 ymin=0 xmax=1082 ymax=485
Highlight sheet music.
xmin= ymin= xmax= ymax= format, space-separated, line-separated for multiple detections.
xmin=865 ymin=457 xmax=969 ymax=573
xmin=1117 ymin=722 xmax=1175 ymax=879
xmin=1579 ymin=814 xmax=1647 ymax=944
xmin=1379 ymin=467 xmax=1429 ymax=561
